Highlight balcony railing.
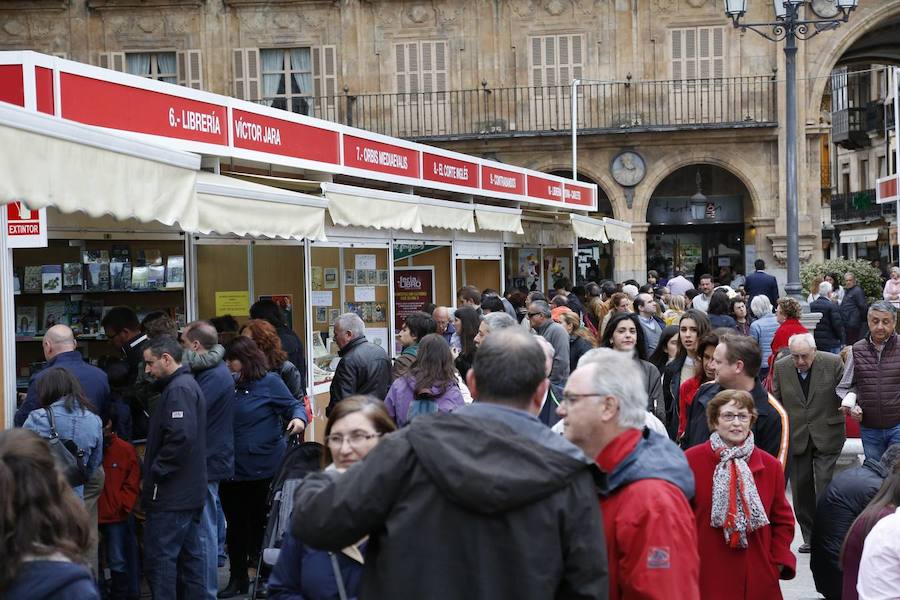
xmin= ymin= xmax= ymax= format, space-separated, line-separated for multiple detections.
xmin=301 ymin=76 xmax=778 ymax=141
xmin=829 ymin=189 xmax=893 ymax=223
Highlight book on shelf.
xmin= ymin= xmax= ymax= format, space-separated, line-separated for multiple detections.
xmin=110 ymin=245 xmax=130 ymax=263
xmin=139 ymin=248 xmax=162 ymax=267
xmin=81 ymin=299 xmax=104 ymax=334
xmin=81 ymin=250 xmax=110 ymax=264
xmin=24 ymin=266 xmax=42 ymax=293
xmin=41 ymin=265 xmax=62 ymax=294
xmin=165 ymin=256 xmax=185 ymax=289
xmin=109 ymin=261 xmax=132 ymax=291
xmin=63 ymin=262 xmax=84 ymax=292
xmin=148 ymin=264 xmax=165 ymax=289
xmin=84 ymin=263 xmax=110 ymax=292
xmin=13 ymin=269 xmax=21 ymax=295
xmin=131 ymin=266 xmax=150 ymax=290
xmin=15 ymin=307 xmax=37 ymax=336
xmin=43 ymin=300 xmax=68 ymax=330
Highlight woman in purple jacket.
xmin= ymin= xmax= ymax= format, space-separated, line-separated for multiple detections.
xmin=384 ymin=334 xmax=465 ymax=427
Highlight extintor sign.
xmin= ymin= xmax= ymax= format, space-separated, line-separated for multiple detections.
xmin=5 ymin=201 xmax=47 ymax=248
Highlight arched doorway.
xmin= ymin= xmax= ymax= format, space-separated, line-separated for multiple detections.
xmin=548 ymin=170 xmax=615 ymax=285
xmin=646 ymin=164 xmax=753 ymax=286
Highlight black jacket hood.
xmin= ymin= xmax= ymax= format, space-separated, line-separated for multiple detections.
xmin=405 ymin=403 xmax=591 ymax=514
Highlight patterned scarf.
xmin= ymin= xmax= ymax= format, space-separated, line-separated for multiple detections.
xmin=709 ymin=431 xmax=769 ymax=549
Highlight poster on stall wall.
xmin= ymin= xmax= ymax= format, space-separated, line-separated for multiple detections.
xmin=544 ymin=255 xmax=569 ymax=285
xmin=258 ymin=295 xmax=294 ymax=329
xmin=517 ymin=249 xmax=540 ymax=290
xmin=394 ymin=267 xmax=434 ymax=331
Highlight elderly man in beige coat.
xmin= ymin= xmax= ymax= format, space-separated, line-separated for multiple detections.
xmin=772 ymin=332 xmax=845 ymax=553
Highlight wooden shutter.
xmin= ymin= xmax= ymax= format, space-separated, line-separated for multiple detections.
xmin=544 ymin=36 xmax=557 ymax=87
xmin=232 ymin=48 xmax=260 ymax=101
xmin=395 ymin=42 xmax=421 ymax=97
xmin=531 ymin=37 xmax=544 ymax=88
xmin=420 ymin=41 xmax=447 ymax=101
xmin=571 ymin=34 xmax=584 ymax=81
xmin=313 ymin=45 xmax=337 ymax=107
xmin=671 ymin=29 xmax=683 ymax=82
xmin=98 ymin=52 xmax=125 ymax=72
xmin=698 ymin=27 xmax=711 ymax=80
xmin=684 ymin=29 xmax=697 ymax=81
xmin=556 ymin=34 xmax=584 ymax=86
xmin=177 ymin=49 xmax=203 ymax=90
xmin=712 ymin=27 xmax=725 ymax=79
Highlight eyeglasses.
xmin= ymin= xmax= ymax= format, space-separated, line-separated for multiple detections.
xmin=326 ymin=431 xmax=382 ymax=448
xmin=719 ymin=412 xmax=751 ymax=423
xmin=527 ymin=312 xmax=542 ymax=318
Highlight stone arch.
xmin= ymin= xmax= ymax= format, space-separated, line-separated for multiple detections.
xmin=529 ymin=160 xmax=626 ymax=220
xmin=806 ymin=2 xmax=900 ymax=118
xmin=634 ymin=152 xmax=766 ymax=224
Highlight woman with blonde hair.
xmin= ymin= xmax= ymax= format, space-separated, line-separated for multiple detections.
xmin=664 ymin=294 xmax=687 ymax=326
xmin=600 ymin=292 xmax=632 ymax=337
xmin=554 ymin=309 xmax=597 ymax=371
xmin=0 ymin=429 xmax=99 ymax=599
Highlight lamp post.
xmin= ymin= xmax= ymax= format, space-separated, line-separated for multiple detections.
xmin=723 ymin=0 xmax=857 ymax=302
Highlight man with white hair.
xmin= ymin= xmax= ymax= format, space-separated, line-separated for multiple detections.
xmin=432 ymin=306 xmax=460 ymax=351
xmin=810 ymin=281 xmax=845 ymax=354
xmin=474 ymin=311 xmax=517 ymax=348
xmin=558 ymin=348 xmax=700 ymax=599
xmin=749 ymin=294 xmax=779 ymax=381
xmin=534 ymin=336 xmax=562 ymax=427
xmin=327 ymin=313 xmax=391 ymax=415
xmin=771 ymin=333 xmax=845 ymax=553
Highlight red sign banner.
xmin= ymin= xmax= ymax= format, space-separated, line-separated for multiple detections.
xmin=0 ymin=65 xmax=24 ymax=107
xmin=564 ymin=182 xmax=594 ymax=207
xmin=59 ymin=73 xmax=228 ymax=146
xmin=393 ymin=268 xmax=434 ymax=330
xmin=528 ymin=174 xmax=564 ymax=202
xmin=423 ymin=152 xmax=479 ymax=188
xmin=481 ymin=165 xmax=526 ymax=196
xmin=232 ymin=108 xmax=340 ymax=165
xmin=6 ymin=201 xmax=47 ymax=248
xmin=35 ymin=66 xmax=54 ymax=115
xmin=343 ymin=135 xmax=420 ymax=179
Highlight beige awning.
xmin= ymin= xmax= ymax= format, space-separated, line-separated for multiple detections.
xmin=195 ymin=172 xmax=328 ymax=240
xmin=602 ymin=217 xmax=633 ymax=243
xmin=0 ymin=103 xmax=200 ymax=230
xmin=474 ymin=204 xmax=524 ymax=234
xmin=839 ymin=227 xmax=880 ymax=244
xmin=322 ymin=183 xmax=422 ymax=232
xmin=570 ymin=214 xmax=609 ymax=243
xmin=418 ymin=197 xmax=476 ymax=232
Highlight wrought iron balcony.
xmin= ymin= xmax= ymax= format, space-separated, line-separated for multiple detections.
xmin=305 ymin=76 xmax=778 ymax=141
xmin=829 ymin=189 xmax=893 ymax=223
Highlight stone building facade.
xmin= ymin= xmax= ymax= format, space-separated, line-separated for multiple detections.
xmin=2 ymin=0 xmax=899 ymax=282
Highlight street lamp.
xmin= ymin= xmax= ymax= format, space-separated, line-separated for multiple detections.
xmin=723 ymin=0 xmax=857 ymax=302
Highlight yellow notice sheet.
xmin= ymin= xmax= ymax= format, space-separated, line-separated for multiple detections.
xmin=215 ymin=291 xmax=250 ymax=316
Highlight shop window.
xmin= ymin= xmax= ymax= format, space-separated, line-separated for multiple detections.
xmin=12 ymin=238 xmax=187 ymax=389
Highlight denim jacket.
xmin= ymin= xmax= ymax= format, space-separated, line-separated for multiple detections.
xmin=24 ymin=397 xmax=103 ymax=498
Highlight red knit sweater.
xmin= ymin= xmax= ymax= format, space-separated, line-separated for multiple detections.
xmin=768 ymin=318 xmax=808 ymax=370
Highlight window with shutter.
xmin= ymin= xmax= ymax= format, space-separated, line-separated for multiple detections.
xmin=233 ymin=48 xmax=261 ymax=102
xmin=125 ymin=52 xmax=177 ymax=83
xmin=312 ymin=45 xmax=337 ymax=115
xmin=395 ymin=41 xmax=447 ymax=103
xmin=177 ymin=50 xmax=203 ymax=90
xmin=528 ymin=34 xmax=585 ymax=96
xmin=98 ymin=52 xmax=126 ymax=72
xmin=670 ymin=26 xmax=725 ymax=86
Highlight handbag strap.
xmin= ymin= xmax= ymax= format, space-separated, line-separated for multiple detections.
xmin=43 ymin=407 xmax=60 ymax=439
xmin=330 ymin=552 xmax=349 ymax=600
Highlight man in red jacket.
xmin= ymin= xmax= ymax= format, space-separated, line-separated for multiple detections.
xmin=98 ymin=414 xmax=141 ymax=600
xmin=558 ymin=348 xmax=700 ymax=600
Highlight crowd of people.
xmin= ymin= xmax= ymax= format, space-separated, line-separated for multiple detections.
xmin=2 ymin=260 xmax=900 ymax=599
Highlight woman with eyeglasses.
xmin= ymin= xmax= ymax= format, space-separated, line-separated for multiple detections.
xmin=684 ymin=389 xmax=796 ymax=600
xmin=219 ymin=336 xmax=307 ymax=598
xmin=269 ymin=396 xmax=396 ymax=600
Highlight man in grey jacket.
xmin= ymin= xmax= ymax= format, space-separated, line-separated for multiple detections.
xmin=527 ymin=300 xmax=570 ymax=388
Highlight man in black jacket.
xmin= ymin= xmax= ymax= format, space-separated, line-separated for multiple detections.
xmin=142 ymin=336 xmax=208 ymax=600
xmin=182 ymin=321 xmax=234 ymax=599
xmin=683 ymin=333 xmax=790 ymax=470
xmin=744 ymin=259 xmax=780 ymax=310
xmin=327 ymin=313 xmax=391 ymax=415
xmin=292 ymin=328 xmax=608 ymax=599
xmin=840 ymin=272 xmax=869 ymax=344
xmin=810 ymin=444 xmax=900 ymax=600
xmin=810 ymin=281 xmax=845 ymax=353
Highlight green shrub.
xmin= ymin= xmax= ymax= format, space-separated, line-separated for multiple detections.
xmin=800 ymin=259 xmax=882 ymax=303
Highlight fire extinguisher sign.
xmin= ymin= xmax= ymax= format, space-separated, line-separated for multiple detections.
xmin=5 ymin=201 xmax=48 ymax=248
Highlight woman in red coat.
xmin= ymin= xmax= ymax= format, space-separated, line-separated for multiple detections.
xmin=685 ymin=389 xmax=797 ymax=600
xmin=768 ymin=297 xmax=808 ymax=371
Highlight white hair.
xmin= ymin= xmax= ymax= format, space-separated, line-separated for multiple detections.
xmin=483 ymin=311 xmax=517 ymax=333
xmin=335 ymin=313 xmax=365 ymax=337
xmin=788 ymin=333 xmax=816 ymax=350
xmin=818 ymin=281 xmax=832 ymax=297
xmin=750 ymin=294 xmax=772 ymax=318
xmin=622 ymin=284 xmax=639 ymax=300
xmin=576 ymin=348 xmax=647 ymax=429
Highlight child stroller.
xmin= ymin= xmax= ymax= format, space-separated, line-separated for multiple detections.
xmin=250 ymin=436 xmax=323 ymax=599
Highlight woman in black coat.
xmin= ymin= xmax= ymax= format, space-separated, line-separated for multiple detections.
xmin=600 ymin=312 xmax=666 ymax=425
xmin=555 ymin=310 xmax=596 ymax=371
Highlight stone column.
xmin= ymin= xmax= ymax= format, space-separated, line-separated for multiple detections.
xmin=614 ymin=222 xmax=648 ymax=283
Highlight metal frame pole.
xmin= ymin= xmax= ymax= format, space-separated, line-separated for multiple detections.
xmin=572 ymin=79 xmax=580 ymax=181
xmin=783 ymin=8 xmax=801 ymax=301
xmin=894 ymin=67 xmax=900 ymax=264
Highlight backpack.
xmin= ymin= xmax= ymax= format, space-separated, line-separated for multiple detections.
xmin=406 ymin=395 xmax=438 ymax=425
xmin=44 ymin=408 xmax=90 ymax=487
